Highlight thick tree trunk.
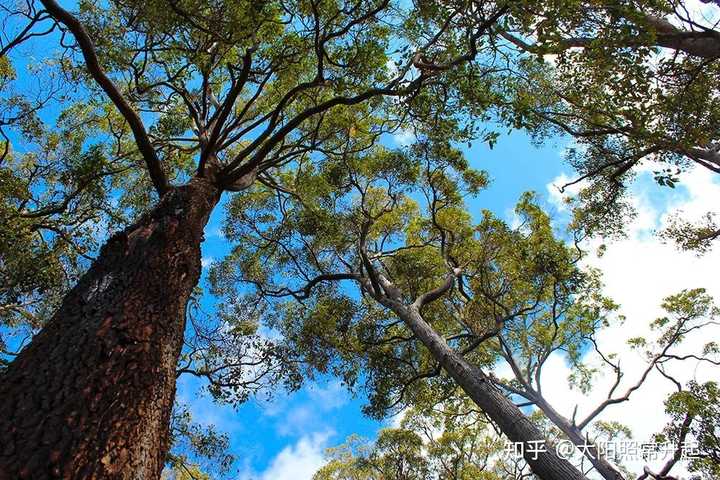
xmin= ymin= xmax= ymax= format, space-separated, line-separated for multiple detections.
xmin=397 ymin=304 xmax=588 ymax=480
xmin=0 ymin=178 xmax=219 ymax=480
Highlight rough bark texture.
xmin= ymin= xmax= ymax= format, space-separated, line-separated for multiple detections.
xmin=398 ymin=304 xmax=589 ymax=480
xmin=0 ymin=178 xmax=219 ymax=480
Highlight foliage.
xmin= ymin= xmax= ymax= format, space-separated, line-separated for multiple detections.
xmin=656 ymin=381 xmax=720 ymax=479
xmin=164 ymin=403 xmax=234 ymax=479
xmin=314 ymin=400 xmax=521 ymax=480
xmin=211 ymin=126 xmax=720 ymax=478
xmin=3 ymin=1 xmax=720 ymax=478
xmin=0 ymin=0 xmax=527 ymax=472
xmin=493 ymin=1 xmax=720 ymax=251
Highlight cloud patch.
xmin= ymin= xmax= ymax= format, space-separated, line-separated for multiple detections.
xmin=536 ymin=166 xmax=720 ymax=476
xmin=239 ymin=432 xmax=331 ymax=480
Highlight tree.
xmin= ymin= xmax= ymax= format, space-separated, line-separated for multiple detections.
xmin=650 ymin=380 xmax=720 ymax=480
xmin=211 ymin=134 xmax=720 ymax=480
xmin=162 ymin=402 xmax=234 ymax=480
xmin=0 ymin=0 xmax=520 ymax=477
xmin=210 ymin=136 xmax=598 ymax=479
xmin=487 ymin=287 xmax=720 ymax=480
xmin=2 ymin=0 xmax=715 ymax=478
xmin=313 ymin=400 xmax=519 ymax=480
xmin=493 ymin=0 xmax=720 ymax=251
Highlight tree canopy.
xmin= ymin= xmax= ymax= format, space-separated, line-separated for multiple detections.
xmin=1 ymin=0 xmax=719 ymax=478
xmin=208 ymin=125 xmax=720 ymax=478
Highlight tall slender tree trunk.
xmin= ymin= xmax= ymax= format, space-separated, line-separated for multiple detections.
xmin=397 ymin=304 xmax=588 ymax=480
xmin=0 ymin=178 xmax=219 ymax=480
xmin=533 ymin=395 xmax=625 ymax=480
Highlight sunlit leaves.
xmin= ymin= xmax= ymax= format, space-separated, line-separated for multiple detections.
xmin=654 ymin=381 xmax=720 ymax=479
xmin=314 ymin=400 xmax=515 ymax=480
xmin=495 ymin=1 xmax=720 ymax=251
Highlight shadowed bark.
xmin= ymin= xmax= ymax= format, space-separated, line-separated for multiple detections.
xmin=0 ymin=178 xmax=219 ymax=479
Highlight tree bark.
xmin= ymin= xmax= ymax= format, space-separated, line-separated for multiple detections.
xmin=397 ymin=303 xmax=588 ymax=480
xmin=0 ymin=178 xmax=219 ymax=479
xmin=532 ymin=395 xmax=625 ymax=480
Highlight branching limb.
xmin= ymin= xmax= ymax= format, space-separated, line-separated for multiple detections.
xmin=38 ymin=0 xmax=168 ymax=195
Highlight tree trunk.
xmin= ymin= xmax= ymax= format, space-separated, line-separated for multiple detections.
xmin=533 ymin=395 xmax=625 ymax=480
xmin=398 ymin=304 xmax=588 ymax=480
xmin=0 ymin=178 xmax=219 ymax=480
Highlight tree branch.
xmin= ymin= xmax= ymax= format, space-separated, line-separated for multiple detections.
xmin=39 ymin=0 xmax=169 ymax=195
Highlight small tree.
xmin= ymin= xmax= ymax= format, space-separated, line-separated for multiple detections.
xmin=314 ymin=400 xmax=518 ymax=480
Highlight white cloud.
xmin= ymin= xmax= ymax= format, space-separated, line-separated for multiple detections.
xmin=533 ymin=167 xmax=720 ymax=477
xmin=239 ymin=432 xmax=331 ymax=480
xmin=201 ymin=256 xmax=213 ymax=269
xmin=385 ymin=58 xmax=399 ymax=78
xmin=393 ymin=128 xmax=416 ymax=146
xmin=671 ymin=0 xmax=720 ymax=29
xmin=175 ymin=376 xmax=246 ymax=434
xmin=257 ymin=379 xmax=350 ymax=437
xmin=276 ymin=405 xmax=317 ymax=437
xmin=207 ymin=226 xmax=225 ymax=238
xmin=388 ymin=408 xmax=407 ymax=429
xmin=505 ymin=207 xmax=523 ymax=229
xmin=308 ymin=380 xmax=350 ymax=411
xmin=545 ymin=172 xmax=581 ymax=212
